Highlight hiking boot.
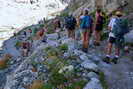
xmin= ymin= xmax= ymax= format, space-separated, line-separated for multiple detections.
xmin=112 ymin=57 xmax=118 ymax=64
xmin=94 ymin=41 xmax=100 ymax=46
xmin=103 ymin=56 xmax=111 ymax=64
xmin=82 ymin=48 xmax=88 ymax=53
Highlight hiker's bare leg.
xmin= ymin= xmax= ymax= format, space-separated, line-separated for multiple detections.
xmin=68 ymin=30 xmax=71 ymax=38
xmin=95 ymin=30 xmax=100 ymax=43
xmin=72 ymin=30 xmax=75 ymax=39
xmin=107 ymin=43 xmax=113 ymax=56
xmin=83 ymin=30 xmax=89 ymax=49
xmin=98 ymin=31 xmax=101 ymax=43
xmin=115 ymin=47 xmax=120 ymax=57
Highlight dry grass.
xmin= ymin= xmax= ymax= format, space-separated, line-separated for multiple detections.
xmin=4 ymin=54 xmax=12 ymax=61
xmin=0 ymin=54 xmax=12 ymax=69
xmin=0 ymin=59 xmax=8 ymax=69
xmin=31 ymin=67 xmax=37 ymax=72
xmin=28 ymin=80 xmax=44 ymax=89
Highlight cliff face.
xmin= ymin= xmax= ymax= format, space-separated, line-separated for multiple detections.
xmin=65 ymin=0 xmax=133 ymax=16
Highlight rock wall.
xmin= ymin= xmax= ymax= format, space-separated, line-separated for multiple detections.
xmin=65 ymin=0 xmax=133 ymax=16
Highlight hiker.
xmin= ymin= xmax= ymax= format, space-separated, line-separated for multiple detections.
xmin=94 ymin=9 xmax=104 ymax=46
xmin=80 ymin=9 xmax=93 ymax=53
xmin=36 ymin=28 xmax=45 ymax=40
xmin=22 ymin=40 xmax=31 ymax=57
xmin=23 ymin=31 xmax=27 ymax=37
xmin=65 ymin=13 xmax=77 ymax=39
xmin=53 ymin=18 xmax=61 ymax=39
xmin=41 ymin=27 xmax=47 ymax=42
xmin=104 ymin=11 xmax=129 ymax=64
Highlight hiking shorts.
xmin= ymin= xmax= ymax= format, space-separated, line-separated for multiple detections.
xmin=95 ymin=24 xmax=103 ymax=31
xmin=109 ymin=37 xmax=116 ymax=44
xmin=108 ymin=37 xmax=124 ymax=48
xmin=80 ymin=28 xmax=89 ymax=33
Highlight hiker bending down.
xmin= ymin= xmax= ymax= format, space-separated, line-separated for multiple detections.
xmin=94 ymin=9 xmax=104 ymax=46
xmin=80 ymin=10 xmax=93 ymax=53
xmin=104 ymin=11 xmax=129 ymax=64
xmin=65 ymin=13 xmax=77 ymax=39
xmin=22 ymin=41 xmax=31 ymax=57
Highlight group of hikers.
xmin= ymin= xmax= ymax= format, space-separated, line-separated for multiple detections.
xmin=55 ymin=8 xmax=129 ymax=64
xmin=18 ymin=8 xmax=129 ymax=64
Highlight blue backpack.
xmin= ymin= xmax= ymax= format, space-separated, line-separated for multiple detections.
xmin=80 ymin=15 xmax=92 ymax=29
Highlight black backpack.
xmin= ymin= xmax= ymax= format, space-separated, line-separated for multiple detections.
xmin=97 ymin=15 xmax=104 ymax=24
xmin=65 ymin=16 xmax=76 ymax=29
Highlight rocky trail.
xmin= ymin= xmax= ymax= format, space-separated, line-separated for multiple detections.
xmin=89 ymin=41 xmax=133 ymax=89
xmin=0 ymin=31 xmax=132 ymax=89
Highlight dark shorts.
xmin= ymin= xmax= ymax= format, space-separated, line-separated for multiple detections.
xmin=109 ymin=37 xmax=116 ymax=44
xmin=95 ymin=24 xmax=103 ymax=31
xmin=109 ymin=37 xmax=124 ymax=48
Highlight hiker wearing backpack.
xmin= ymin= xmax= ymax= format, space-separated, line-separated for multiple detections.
xmin=80 ymin=10 xmax=93 ymax=53
xmin=65 ymin=13 xmax=77 ymax=39
xmin=104 ymin=11 xmax=129 ymax=64
xmin=94 ymin=9 xmax=104 ymax=46
xmin=22 ymin=40 xmax=31 ymax=57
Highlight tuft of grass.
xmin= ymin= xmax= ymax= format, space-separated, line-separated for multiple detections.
xmin=99 ymin=72 xmax=109 ymax=89
xmin=15 ymin=41 xmax=22 ymax=48
xmin=0 ymin=60 xmax=8 ymax=69
xmin=0 ymin=54 xmax=12 ymax=69
xmin=58 ymin=44 xmax=68 ymax=52
xmin=42 ymin=83 xmax=53 ymax=89
xmin=29 ymin=80 xmax=44 ymax=89
xmin=49 ymin=73 xmax=68 ymax=87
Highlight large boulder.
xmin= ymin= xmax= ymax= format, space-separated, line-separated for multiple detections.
xmin=81 ymin=60 xmax=98 ymax=71
xmin=83 ymin=78 xmax=103 ymax=89
xmin=125 ymin=30 xmax=133 ymax=45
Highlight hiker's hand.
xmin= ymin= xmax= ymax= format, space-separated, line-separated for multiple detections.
xmin=108 ymin=26 xmax=111 ymax=31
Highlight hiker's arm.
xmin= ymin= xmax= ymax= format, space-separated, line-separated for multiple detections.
xmin=108 ymin=26 xmax=112 ymax=31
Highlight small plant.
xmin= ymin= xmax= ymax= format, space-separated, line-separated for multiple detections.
xmin=99 ymin=72 xmax=109 ymax=89
xmin=44 ymin=46 xmax=53 ymax=52
xmin=70 ymin=80 xmax=87 ymax=89
xmin=15 ymin=41 xmax=22 ymax=48
xmin=58 ymin=44 xmax=68 ymax=52
xmin=46 ymin=48 xmax=59 ymax=59
xmin=42 ymin=83 xmax=53 ymax=89
xmin=49 ymin=72 xmax=68 ymax=87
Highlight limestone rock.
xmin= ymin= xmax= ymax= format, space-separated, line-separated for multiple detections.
xmin=83 ymin=78 xmax=103 ymax=89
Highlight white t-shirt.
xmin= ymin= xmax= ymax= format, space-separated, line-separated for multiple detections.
xmin=108 ymin=17 xmax=117 ymax=38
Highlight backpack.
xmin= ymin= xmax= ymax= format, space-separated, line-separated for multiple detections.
xmin=112 ymin=17 xmax=129 ymax=38
xmin=65 ymin=16 xmax=76 ymax=29
xmin=80 ymin=15 xmax=92 ymax=29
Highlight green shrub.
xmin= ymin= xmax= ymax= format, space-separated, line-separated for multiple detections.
xmin=15 ymin=41 xmax=22 ymax=48
xmin=70 ymin=80 xmax=87 ymax=89
xmin=42 ymin=83 xmax=53 ymax=89
xmin=58 ymin=44 xmax=68 ymax=52
xmin=49 ymin=73 xmax=68 ymax=87
xmin=99 ymin=72 xmax=108 ymax=89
